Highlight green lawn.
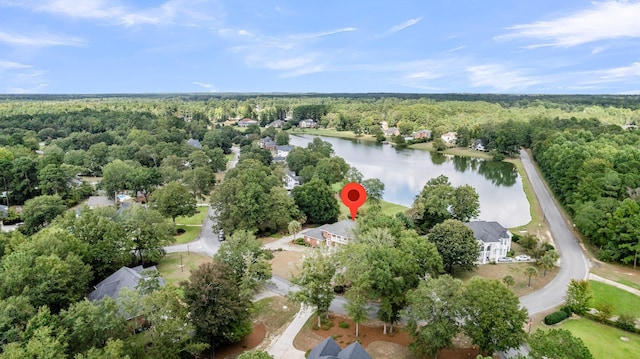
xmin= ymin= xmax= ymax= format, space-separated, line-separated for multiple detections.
xmin=288 ymin=127 xmax=376 ymax=142
xmin=174 ymin=206 xmax=209 ymax=225
xmin=157 ymin=252 xmax=211 ymax=286
xmin=619 ymin=279 xmax=640 ymax=291
xmin=330 ymin=182 xmax=409 ymax=218
xmin=173 ymin=224 xmax=201 ymax=244
xmin=559 ymin=318 xmax=640 ymax=359
xmin=590 ymin=280 xmax=640 ymax=316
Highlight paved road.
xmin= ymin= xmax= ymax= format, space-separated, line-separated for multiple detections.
xmin=518 ymin=149 xmax=590 ymax=315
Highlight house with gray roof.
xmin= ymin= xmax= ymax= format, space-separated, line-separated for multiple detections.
xmin=307 ymin=337 xmax=372 ymax=359
xmin=464 ymin=221 xmax=512 ymax=264
xmin=186 ymin=138 xmax=203 ymax=149
xmin=88 ymin=265 xmax=165 ymax=301
xmin=303 ymin=219 xmax=356 ymax=247
xmin=87 ymin=196 xmax=114 ymax=209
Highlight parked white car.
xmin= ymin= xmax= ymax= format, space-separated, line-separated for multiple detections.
xmin=515 ymin=255 xmax=531 ymax=261
xmin=498 ymin=257 xmax=514 ymax=262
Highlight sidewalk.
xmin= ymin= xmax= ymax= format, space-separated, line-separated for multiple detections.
xmin=266 ymin=305 xmax=314 ymax=359
xmin=589 ymin=273 xmax=640 ymax=296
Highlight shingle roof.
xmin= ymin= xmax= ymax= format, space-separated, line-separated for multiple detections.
xmin=88 ymin=266 xmax=165 ymax=301
xmin=186 ymin=138 xmax=202 ymax=149
xmin=321 ymin=220 xmax=355 ymax=238
xmin=308 ymin=337 xmax=372 ymax=359
xmin=87 ymin=196 xmax=114 ymax=208
xmin=303 ymin=228 xmax=325 ymax=242
xmin=464 ymin=221 xmax=509 ymax=243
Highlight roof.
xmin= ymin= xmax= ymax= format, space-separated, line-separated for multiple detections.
xmin=307 ymin=337 xmax=372 ymax=359
xmin=239 ymin=118 xmax=257 ymax=123
xmin=321 ymin=220 xmax=356 ymax=238
xmin=186 ymin=138 xmax=202 ymax=148
xmin=87 ymin=196 xmax=114 ymax=208
xmin=88 ymin=266 xmax=165 ymax=301
xmin=464 ymin=221 xmax=510 ymax=243
xmin=303 ymin=227 xmax=326 ymax=242
xmin=277 ymin=145 xmax=294 ymax=152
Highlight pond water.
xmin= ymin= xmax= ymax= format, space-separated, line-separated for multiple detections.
xmin=289 ymin=134 xmax=531 ymax=228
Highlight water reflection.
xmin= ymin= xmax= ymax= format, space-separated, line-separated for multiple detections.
xmin=289 ymin=134 xmax=531 ymax=227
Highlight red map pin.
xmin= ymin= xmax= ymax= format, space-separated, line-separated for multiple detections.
xmin=341 ymin=182 xmax=367 ymax=221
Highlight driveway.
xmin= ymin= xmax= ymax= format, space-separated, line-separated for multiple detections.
xmin=518 ymin=149 xmax=590 ymax=315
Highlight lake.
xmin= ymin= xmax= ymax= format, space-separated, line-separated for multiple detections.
xmin=289 ymin=134 xmax=531 ymax=228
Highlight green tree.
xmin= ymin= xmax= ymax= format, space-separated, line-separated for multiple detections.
xmin=502 ymin=275 xmax=515 ymax=288
xmin=524 ymin=266 xmax=538 ymax=288
xmin=564 ymin=279 xmax=593 ymax=315
xmin=452 ymin=185 xmax=480 ymax=222
xmin=362 ymin=178 xmax=384 ymax=202
xmin=428 ymin=219 xmax=479 ymax=274
xmin=20 ymin=194 xmax=66 ymax=235
xmin=74 ymin=339 xmax=130 ymax=359
xmin=289 ymin=248 xmax=336 ymax=328
xmin=288 ymin=220 xmax=302 ymax=240
xmin=213 ymin=230 xmax=272 ymax=297
xmin=0 ymin=295 xmax=36 ymax=346
xmin=183 ymin=166 xmax=216 ymax=201
xmin=433 ymin=138 xmax=447 ymax=151
xmin=0 ymin=326 xmax=66 ymax=359
xmin=37 ymin=163 xmax=76 ymax=197
xmin=151 ymin=181 xmax=197 ymax=225
xmin=140 ymin=287 xmax=208 ymax=358
xmin=100 ymin=160 xmax=135 ymax=198
xmin=537 ymin=250 xmax=559 ymax=276
xmin=238 ymin=351 xmax=274 ymax=359
xmin=292 ymin=178 xmax=340 ymax=224
xmin=405 ymin=276 xmax=463 ymax=358
xmin=275 ymin=131 xmax=289 ymax=146
xmin=528 ymin=329 xmax=593 ymax=359
xmin=120 ymin=204 xmax=173 ymax=265
xmin=461 ymin=277 xmax=527 ymax=355
xmin=181 ymin=261 xmax=252 ymax=359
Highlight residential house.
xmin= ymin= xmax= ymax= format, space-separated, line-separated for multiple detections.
xmin=267 ymin=120 xmax=285 ymax=128
xmin=238 ymin=118 xmax=258 ymax=127
xmin=276 ymin=145 xmax=294 ymax=158
xmin=283 ymin=172 xmax=301 ymax=191
xmin=472 ymin=139 xmax=486 ymax=152
xmin=464 ymin=221 xmax=512 ymax=264
xmin=299 ymin=119 xmax=317 ymax=128
xmin=303 ymin=219 xmax=356 ymax=247
xmin=259 ymin=136 xmax=278 ymax=151
xmin=186 ymin=138 xmax=203 ymax=149
xmin=412 ymin=129 xmax=432 ymax=139
xmin=88 ymin=265 xmax=166 ymax=301
xmin=441 ymin=131 xmax=457 ymax=144
xmin=308 ymin=337 xmax=372 ymax=359
xmin=383 ymin=127 xmax=400 ymax=137
xmin=87 ymin=196 xmax=114 ymax=209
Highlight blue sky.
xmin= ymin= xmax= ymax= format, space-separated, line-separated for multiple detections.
xmin=1 ymin=0 xmax=640 ymax=94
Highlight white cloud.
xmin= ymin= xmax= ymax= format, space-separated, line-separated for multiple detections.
xmin=193 ymin=81 xmax=212 ymax=88
xmin=7 ymin=82 xmax=48 ymax=93
xmin=466 ymin=64 xmax=541 ymax=91
xmin=0 ymin=60 xmax=32 ymax=69
xmin=599 ymin=62 xmax=640 ymax=79
xmin=0 ymin=31 xmax=83 ymax=47
xmin=384 ymin=17 xmax=423 ymax=36
xmin=446 ymin=45 xmax=466 ymax=53
xmin=498 ymin=1 xmax=640 ymax=47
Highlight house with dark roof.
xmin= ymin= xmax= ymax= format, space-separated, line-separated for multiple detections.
xmin=276 ymin=145 xmax=294 ymax=158
xmin=464 ymin=221 xmax=512 ymax=264
xmin=88 ymin=265 xmax=165 ymax=301
xmin=412 ymin=129 xmax=432 ymax=139
xmin=259 ymin=136 xmax=278 ymax=151
xmin=383 ymin=127 xmax=400 ymax=137
xmin=267 ymin=119 xmax=285 ymax=128
xmin=307 ymin=337 xmax=372 ymax=359
xmin=303 ymin=220 xmax=356 ymax=247
xmin=186 ymin=138 xmax=203 ymax=149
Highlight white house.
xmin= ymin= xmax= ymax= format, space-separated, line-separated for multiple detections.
xmin=283 ymin=172 xmax=301 ymax=191
xmin=299 ymin=119 xmax=317 ymax=128
xmin=441 ymin=131 xmax=457 ymax=144
xmin=276 ymin=145 xmax=294 ymax=158
xmin=464 ymin=221 xmax=512 ymax=264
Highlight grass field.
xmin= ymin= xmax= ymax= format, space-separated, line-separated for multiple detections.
xmin=590 ymin=280 xmax=640 ymax=316
xmin=173 ymin=224 xmax=201 ymax=244
xmin=288 ymin=127 xmax=376 ymax=142
xmin=559 ymin=318 xmax=640 ymax=359
xmin=173 ymin=206 xmax=209 ymax=225
xmin=157 ymin=252 xmax=211 ymax=286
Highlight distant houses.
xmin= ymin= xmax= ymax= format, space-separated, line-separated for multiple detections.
xmin=299 ymin=119 xmax=317 ymax=128
xmin=441 ymin=131 xmax=457 ymax=144
xmin=383 ymin=127 xmax=400 ymax=137
xmin=86 ymin=196 xmax=115 ymax=209
xmin=283 ymin=172 xmax=301 ymax=191
xmin=267 ymin=119 xmax=285 ymax=128
xmin=238 ymin=118 xmax=258 ymax=127
xmin=412 ymin=129 xmax=432 ymax=139
xmin=186 ymin=138 xmax=203 ymax=149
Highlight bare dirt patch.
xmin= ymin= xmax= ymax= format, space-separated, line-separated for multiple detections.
xmin=456 ymin=262 xmax=558 ymax=298
xmin=215 ymin=323 xmax=265 ymax=359
xmin=269 ymin=250 xmax=305 ymax=280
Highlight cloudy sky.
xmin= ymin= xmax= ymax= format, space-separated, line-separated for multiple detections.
xmin=1 ymin=0 xmax=639 ymax=94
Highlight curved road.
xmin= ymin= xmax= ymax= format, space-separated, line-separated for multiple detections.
xmin=518 ymin=149 xmax=590 ymax=314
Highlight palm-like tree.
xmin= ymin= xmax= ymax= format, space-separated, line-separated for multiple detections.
xmin=524 ymin=266 xmax=538 ymax=288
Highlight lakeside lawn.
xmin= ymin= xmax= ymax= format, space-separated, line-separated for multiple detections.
xmin=559 ymin=318 xmax=640 ymax=359
xmin=590 ymin=280 xmax=640 ymax=316
xmin=289 ymin=127 xmax=376 ymax=142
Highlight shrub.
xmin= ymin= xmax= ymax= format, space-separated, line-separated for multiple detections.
xmin=559 ymin=305 xmax=573 ymax=316
xmin=544 ymin=310 xmax=569 ymax=325
xmin=338 ymin=320 xmax=350 ymax=329
xmin=615 ymin=314 xmax=638 ymax=332
xmin=511 ymin=233 xmax=521 ymax=243
xmin=594 ymin=302 xmax=614 ymax=322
